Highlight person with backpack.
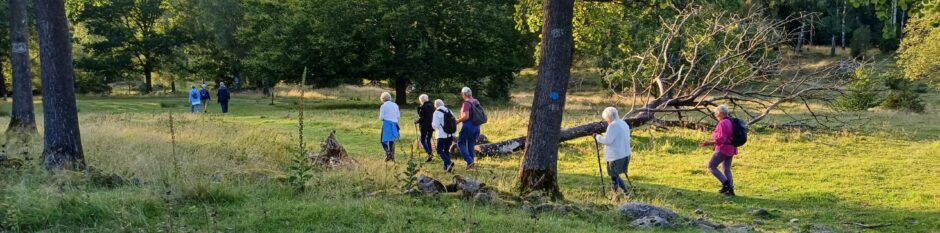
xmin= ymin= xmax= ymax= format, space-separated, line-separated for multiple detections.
xmin=217 ymin=82 xmax=231 ymax=113
xmin=415 ymin=94 xmax=436 ymax=162
xmin=699 ymin=105 xmax=743 ymax=196
xmin=199 ymin=84 xmax=211 ymax=113
xmin=431 ymin=99 xmax=457 ymax=172
xmin=188 ymin=86 xmax=202 ymax=113
xmin=456 ymin=87 xmax=485 ymax=171
xmin=379 ymin=92 xmax=401 ymax=162
xmin=593 ymin=107 xmax=632 ymax=198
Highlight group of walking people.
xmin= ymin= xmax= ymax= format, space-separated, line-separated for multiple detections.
xmin=379 ymin=87 xmax=484 ymax=172
xmin=594 ymin=105 xmax=740 ymax=198
xmin=188 ymin=82 xmax=231 ymax=114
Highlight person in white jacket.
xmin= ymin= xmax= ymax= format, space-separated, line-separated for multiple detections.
xmin=430 ymin=99 xmax=455 ymax=172
xmin=594 ymin=107 xmax=632 ymax=196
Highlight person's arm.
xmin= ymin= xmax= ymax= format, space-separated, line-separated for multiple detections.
xmin=715 ymin=119 xmax=732 ymax=145
xmin=432 ymin=111 xmax=443 ymax=130
xmin=457 ymin=102 xmax=470 ymax=123
xmin=379 ymin=104 xmax=386 ymax=121
xmin=595 ymin=124 xmax=619 ymax=145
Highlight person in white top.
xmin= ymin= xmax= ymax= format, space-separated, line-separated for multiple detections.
xmin=379 ymin=92 xmax=400 ymax=161
xmin=431 ymin=99 xmax=456 ymax=172
xmin=594 ymin=107 xmax=632 ymax=196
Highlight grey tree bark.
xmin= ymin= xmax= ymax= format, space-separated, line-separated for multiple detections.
xmin=36 ymin=0 xmax=85 ymax=170
xmin=7 ymin=0 xmax=37 ymax=134
xmin=517 ymin=0 xmax=575 ymax=199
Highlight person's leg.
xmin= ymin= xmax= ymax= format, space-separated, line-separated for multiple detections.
xmin=436 ymin=137 xmax=453 ymax=170
xmin=195 ymin=104 xmax=201 ymax=113
xmin=420 ymin=130 xmax=433 ymax=156
xmin=608 ymin=159 xmax=629 ymax=192
xmin=457 ymin=127 xmax=471 ymax=165
xmin=191 ymin=104 xmax=195 ymax=113
xmin=707 ymin=152 xmax=728 ymax=184
xmin=465 ymin=128 xmax=479 ymax=166
xmin=722 ymin=156 xmax=734 ymax=188
xmin=221 ymin=101 xmax=229 ymax=113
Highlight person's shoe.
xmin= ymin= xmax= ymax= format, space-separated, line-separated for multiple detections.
xmin=719 ymin=181 xmax=731 ymax=194
xmin=425 ymin=155 xmax=433 ymax=163
xmin=723 ymin=187 xmax=736 ymax=196
xmin=445 ymin=164 xmax=455 ymax=173
xmin=385 ymin=154 xmax=395 ymax=162
xmin=465 ymin=163 xmax=477 ymax=171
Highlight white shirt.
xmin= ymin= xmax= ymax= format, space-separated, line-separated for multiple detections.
xmin=595 ymin=119 xmax=631 ymax=161
xmin=379 ymin=101 xmax=400 ymax=123
xmin=431 ymin=106 xmax=453 ymax=138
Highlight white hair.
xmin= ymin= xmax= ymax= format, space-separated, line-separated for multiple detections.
xmin=381 ymin=92 xmax=392 ymax=102
xmin=220 ymin=82 xmax=226 ymax=87
xmin=434 ymin=99 xmax=444 ymax=108
xmin=715 ymin=105 xmax=730 ymax=114
xmin=461 ymin=87 xmax=472 ymax=97
xmin=602 ymin=107 xmax=620 ymax=122
xmin=201 ymin=84 xmax=207 ymax=88
xmin=418 ymin=94 xmax=429 ymax=104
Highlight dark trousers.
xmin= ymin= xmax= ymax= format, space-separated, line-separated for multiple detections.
xmin=419 ymin=129 xmax=434 ymax=156
xmin=607 ymin=157 xmax=630 ymax=192
xmin=436 ymin=137 xmax=454 ymax=169
xmin=220 ymin=100 xmax=229 ymax=113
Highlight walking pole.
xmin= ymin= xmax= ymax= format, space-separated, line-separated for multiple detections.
xmin=592 ymin=136 xmax=606 ymax=197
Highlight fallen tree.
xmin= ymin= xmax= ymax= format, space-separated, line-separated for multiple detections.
xmin=480 ymin=6 xmax=860 ymax=156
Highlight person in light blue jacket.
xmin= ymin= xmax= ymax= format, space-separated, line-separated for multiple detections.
xmin=379 ymin=92 xmax=400 ymax=161
xmin=594 ymin=107 xmax=632 ymax=197
xmin=188 ymin=86 xmax=202 ymax=113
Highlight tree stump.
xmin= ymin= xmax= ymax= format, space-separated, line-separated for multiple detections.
xmin=309 ymin=131 xmax=357 ymax=168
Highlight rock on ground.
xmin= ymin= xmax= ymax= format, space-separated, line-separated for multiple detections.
xmin=619 ymin=202 xmax=679 ymax=220
xmin=631 ymin=216 xmax=672 ymax=228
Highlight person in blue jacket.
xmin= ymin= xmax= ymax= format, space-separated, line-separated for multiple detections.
xmin=379 ymin=92 xmax=400 ymax=162
xmin=199 ymin=84 xmax=211 ymax=112
xmin=188 ymin=86 xmax=202 ymax=113
xmin=217 ymin=82 xmax=231 ymax=113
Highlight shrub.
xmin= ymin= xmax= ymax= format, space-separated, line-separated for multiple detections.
xmin=833 ymin=78 xmax=881 ymax=111
xmin=850 ymin=27 xmax=872 ymax=57
xmin=882 ymin=90 xmax=925 ymax=113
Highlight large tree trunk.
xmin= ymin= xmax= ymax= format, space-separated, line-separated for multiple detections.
xmin=143 ymin=61 xmax=153 ymax=93
xmin=394 ymin=76 xmax=408 ymax=106
xmin=0 ymin=61 xmax=6 ymax=100
xmin=7 ymin=0 xmax=37 ymax=134
xmin=517 ymin=0 xmax=575 ymax=199
xmin=36 ymin=0 xmax=85 ymax=171
xmin=841 ymin=0 xmax=846 ymax=50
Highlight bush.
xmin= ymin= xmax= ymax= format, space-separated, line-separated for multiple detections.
xmin=850 ymin=27 xmax=872 ymax=57
xmin=833 ymin=78 xmax=881 ymax=111
xmin=881 ymin=76 xmax=926 ymax=113
xmin=75 ymin=78 xmax=112 ymax=94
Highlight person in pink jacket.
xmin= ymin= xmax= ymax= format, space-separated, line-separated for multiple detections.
xmin=700 ymin=105 xmax=738 ymax=196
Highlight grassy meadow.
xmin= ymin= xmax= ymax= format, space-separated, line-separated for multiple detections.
xmin=1 ymin=77 xmax=939 ymax=232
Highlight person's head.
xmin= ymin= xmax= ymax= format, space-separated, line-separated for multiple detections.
xmin=220 ymin=82 xmax=226 ymax=88
xmin=602 ymin=107 xmax=619 ymax=124
xmin=380 ymin=92 xmax=392 ymax=103
xmin=714 ymin=105 xmax=730 ymax=120
xmin=461 ymin=87 xmax=472 ymax=100
xmin=434 ymin=99 xmax=444 ymax=108
xmin=201 ymin=84 xmax=207 ymax=89
xmin=191 ymin=85 xmax=196 ymax=89
xmin=418 ymin=94 xmax=429 ymax=105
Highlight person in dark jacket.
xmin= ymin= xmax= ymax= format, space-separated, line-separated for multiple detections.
xmin=199 ymin=84 xmax=211 ymax=112
xmin=415 ymin=94 xmax=436 ymax=162
xmin=217 ymin=82 xmax=231 ymax=113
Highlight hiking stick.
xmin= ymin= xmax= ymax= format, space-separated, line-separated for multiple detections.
xmin=592 ymin=136 xmax=606 ymax=197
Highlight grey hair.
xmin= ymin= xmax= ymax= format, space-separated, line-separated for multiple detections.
xmin=715 ymin=105 xmax=730 ymax=114
xmin=201 ymin=84 xmax=207 ymax=88
xmin=602 ymin=107 xmax=620 ymax=121
xmin=418 ymin=94 xmax=429 ymax=104
xmin=461 ymin=87 xmax=472 ymax=97
xmin=380 ymin=92 xmax=392 ymax=102
xmin=220 ymin=82 xmax=226 ymax=87
xmin=434 ymin=99 xmax=444 ymax=108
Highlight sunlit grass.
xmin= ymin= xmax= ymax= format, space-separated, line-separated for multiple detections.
xmin=0 ymin=84 xmax=938 ymax=232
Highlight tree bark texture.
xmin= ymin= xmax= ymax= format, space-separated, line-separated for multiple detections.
xmin=394 ymin=76 xmax=408 ymax=106
xmin=517 ymin=0 xmax=575 ymax=198
xmin=36 ymin=0 xmax=85 ymax=171
xmin=7 ymin=0 xmax=37 ymax=134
